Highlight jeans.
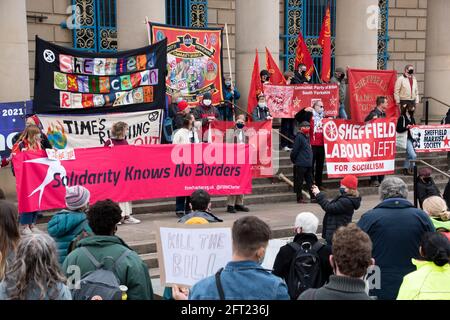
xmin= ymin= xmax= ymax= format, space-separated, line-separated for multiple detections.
xmin=175 ymin=196 xmax=191 ymax=213
xmin=312 ymin=145 xmax=325 ymax=187
xmin=280 ymin=118 xmax=295 ymax=148
xmin=19 ymin=212 xmax=39 ymax=225
xmin=338 ymin=103 xmax=348 ymax=119
xmin=404 ymin=139 xmax=417 ymax=169
xmin=227 ymin=195 xmax=244 ymax=206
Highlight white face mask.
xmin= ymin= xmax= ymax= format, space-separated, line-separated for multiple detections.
xmin=258 ymin=102 xmax=266 ymax=108
xmin=203 ymin=99 xmax=212 ymax=106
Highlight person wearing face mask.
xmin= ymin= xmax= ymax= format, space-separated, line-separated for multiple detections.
xmin=291 ymin=63 xmax=311 ymax=84
xmin=225 ymin=115 xmax=250 ymax=213
xmin=394 ymin=64 xmax=420 ymax=111
xmin=416 ymin=168 xmax=441 ymax=209
xmin=220 ymin=78 xmax=240 ymax=121
xmin=311 ymin=175 xmax=361 ymax=245
xmin=252 ymin=93 xmax=273 ymax=122
xmin=280 ymin=72 xmax=296 ymax=151
xmin=330 ymin=67 xmax=348 ymax=119
xmin=396 ymin=103 xmax=417 ymax=176
xmin=290 ymin=121 xmax=314 ymax=203
xmin=193 ymin=92 xmax=220 ymax=142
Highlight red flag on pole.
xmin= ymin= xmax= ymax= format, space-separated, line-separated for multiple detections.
xmin=265 ymin=47 xmax=286 ymax=85
xmin=318 ymin=3 xmax=332 ymax=82
xmin=294 ymin=30 xmax=314 ymax=78
xmin=248 ymin=49 xmax=262 ymax=114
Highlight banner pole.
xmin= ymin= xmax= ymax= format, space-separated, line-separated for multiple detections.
xmin=145 ymin=16 xmax=151 ymax=45
xmin=224 ymin=23 xmax=236 ymax=122
xmin=313 ymin=62 xmax=323 ymax=84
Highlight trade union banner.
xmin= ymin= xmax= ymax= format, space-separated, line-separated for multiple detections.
xmin=209 ymin=120 xmax=273 ymax=177
xmin=33 ymin=36 xmax=167 ymax=114
xmin=323 ymin=118 xmax=397 ymax=177
xmin=263 ymin=84 xmax=339 ymax=118
xmin=13 ymin=144 xmax=252 ymax=212
xmin=409 ymin=124 xmax=450 ymax=153
xmin=347 ymin=68 xmax=398 ymax=122
xmin=149 ymin=22 xmax=224 ymax=106
xmin=37 ymin=110 xmax=163 ymax=149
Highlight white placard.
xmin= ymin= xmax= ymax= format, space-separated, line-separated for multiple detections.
xmin=261 ymin=238 xmax=292 ymax=270
xmin=45 ymin=148 xmax=75 ymax=161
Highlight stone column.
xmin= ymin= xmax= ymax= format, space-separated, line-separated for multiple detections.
xmin=425 ymin=0 xmax=450 ymax=120
xmin=335 ymin=0 xmax=378 ymax=69
xmin=0 ymin=0 xmax=30 ymax=199
xmin=235 ymin=0 xmax=279 ymax=112
xmin=117 ymin=0 xmax=165 ymax=50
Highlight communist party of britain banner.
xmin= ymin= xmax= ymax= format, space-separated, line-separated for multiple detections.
xmin=13 ymin=144 xmax=252 ymax=212
xmin=33 ymin=36 xmax=167 ymax=114
xmin=347 ymin=68 xmax=398 ymax=122
xmin=323 ymin=118 xmax=397 ymax=177
xmin=263 ymin=84 xmax=339 ymax=118
xmin=37 ymin=110 xmax=163 ymax=149
xmin=409 ymin=124 xmax=450 ymax=153
xmin=149 ymin=22 xmax=224 ymax=106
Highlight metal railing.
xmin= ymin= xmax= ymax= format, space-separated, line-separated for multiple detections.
xmin=421 ymin=96 xmax=450 ymax=125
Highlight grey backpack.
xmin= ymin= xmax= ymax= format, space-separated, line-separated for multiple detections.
xmin=72 ymin=247 xmax=130 ymax=300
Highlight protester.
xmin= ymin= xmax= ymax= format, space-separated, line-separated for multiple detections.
xmin=173 ymin=216 xmax=290 ymax=300
xmin=330 ymin=67 xmax=347 ymax=119
xmin=11 ymin=114 xmax=52 ymax=151
xmin=394 ymin=64 xmax=420 ymax=110
xmin=422 ymin=196 xmax=450 ymax=241
xmin=0 ymin=200 xmax=20 ymax=281
xmin=172 ymin=115 xmax=195 ymax=217
xmin=225 ymin=115 xmax=250 ymax=213
xmin=251 ymin=93 xmax=273 ymax=122
xmin=416 ymin=168 xmax=441 ymax=208
xmin=104 ymin=122 xmax=140 ymax=225
xmin=298 ymin=224 xmax=374 ymax=300
xmin=63 ymin=199 xmax=153 ymax=300
xmin=365 ymin=96 xmax=388 ymax=186
xmin=178 ymin=189 xmax=223 ymax=223
xmin=280 ymin=72 xmax=296 ymax=151
xmin=47 ymin=186 xmax=92 ymax=264
xmin=291 ymin=63 xmax=311 ymax=84
xmin=272 ymin=212 xmax=332 ymax=299
xmin=260 ymin=69 xmax=270 ymax=85
xmin=193 ymin=92 xmax=220 ymax=142
xmin=171 ymin=99 xmax=192 ymax=131
xmin=396 ymin=103 xmax=417 ymax=176
xmin=442 ymin=109 xmax=450 ymax=171
xmin=0 ymin=233 xmax=71 ymax=300
xmin=290 ymin=121 xmax=313 ymax=203
xmin=357 ymin=177 xmax=435 ymax=300
xmin=397 ymin=232 xmax=450 ymax=300
xmin=295 ymin=101 xmax=327 ymax=194
xmin=312 ymin=175 xmax=361 ymax=244
xmin=221 ymin=78 xmax=240 ymax=121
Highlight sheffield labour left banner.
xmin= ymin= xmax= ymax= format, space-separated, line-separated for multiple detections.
xmin=149 ymin=22 xmax=224 ymax=106
xmin=323 ymin=118 xmax=397 ymax=177
xmin=348 ymin=68 xmax=398 ymax=122
xmin=410 ymin=124 xmax=450 ymax=153
xmin=13 ymin=144 xmax=252 ymax=212
xmin=37 ymin=110 xmax=163 ymax=149
xmin=263 ymin=84 xmax=339 ymax=118
xmin=33 ymin=36 xmax=167 ymax=114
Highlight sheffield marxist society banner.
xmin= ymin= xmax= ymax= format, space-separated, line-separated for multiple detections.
xmin=33 ymin=36 xmax=167 ymax=114
xmin=347 ymin=68 xmax=398 ymax=122
xmin=263 ymin=84 xmax=339 ymax=118
xmin=149 ymin=22 xmax=224 ymax=106
xmin=323 ymin=118 xmax=397 ymax=177
xmin=13 ymin=144 xmax=252 ymax=212
xmin=37 ymin=110 xmax=163 ymax=149
xmin=410 ymin=124 xmax=450 ymax=152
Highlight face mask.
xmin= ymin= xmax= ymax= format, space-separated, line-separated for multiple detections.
xmin=300 ymin=127 xmax=310 ymax=135
xmin=339 ymin=187 xmax=346 ymax=195
xmin=408 ymin=69 xmax=414 ymax=75
xmin=316 ymin=107 xmax=324 ymax=115
xmin=225 ymin=81 xmax=231 ymax=87
xmin=176 ymin=97 xmax=183 ymax=103
xmin=258 ymin=102 xmax=266 ymax=108
xmin=203 ymin=99 xmax=212 ymax=106
xmin=301 ymin=70 xmax=306 ymax=76
xmin=236 ymin=123 xmax=245 ymax=129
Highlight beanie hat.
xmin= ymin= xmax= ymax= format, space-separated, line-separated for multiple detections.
xmin=184 ymin=217 xmax=209 ymax=224
xmin=202 ymin=92 xmax=212 ymax=100
xmin=178 ymin=100 xmax=189 ymax=111
xmin=65 ymin=186 xmax=90 ymax=210
xmin=341 ymin=175 xmax=358 ymax=189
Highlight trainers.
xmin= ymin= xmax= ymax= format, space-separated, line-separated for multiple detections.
xmin=227 ymin=205 xmax=237 ymax=213
xmin=123 ymin=216 xmax=141 ymax=224
xmin=235 ymin=205 xmax=250 ymax=212
xmin=282 ymin=146 xmax=292 ymax=152
xmin=175 ymin=211 xmax=185 ymax=218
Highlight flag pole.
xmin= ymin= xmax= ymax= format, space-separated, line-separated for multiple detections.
xmin=145 ymin=16 xmax=151 ymax=45
xmin=312 ymin=62 xmax=323 ymax=84
xmin=224 ymin=23 xmax=235 ymax=121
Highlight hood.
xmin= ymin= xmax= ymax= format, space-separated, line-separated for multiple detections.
xmin=412 ymin=258 xmax=450 ymax=271
xmin=75 ymin=235 xmax=131 ymax=249
xmin=340 ymin=194 xmax=361 ymax=210
xmin=47 ymin=211 xmax=87 ymax=237
xmin=431 ymin=217 xmax=450 ymax=231
xmin=374 ymin=198 xmax=413 ymax=209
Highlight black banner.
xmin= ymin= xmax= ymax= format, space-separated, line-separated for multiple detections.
xmin=33 ymin=36 xmax=167 ymax=114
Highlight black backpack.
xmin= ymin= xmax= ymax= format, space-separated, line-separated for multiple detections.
xmin=286 ymin=241 xmax=324 ymax=300
xmin=72 ymin=247 xmax=130 ymax=300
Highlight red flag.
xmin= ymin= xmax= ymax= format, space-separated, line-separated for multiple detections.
xmin=248 ymin=49 xmax=262 ymax=114
xmin=294 ymin=30 xmax=314 ymax=78
xmin=318 ymin=3 xmax=332 ymax=82
xmin=265 ymin=47 xmax=286 ymax=85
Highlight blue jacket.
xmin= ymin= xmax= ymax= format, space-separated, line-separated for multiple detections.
xmin=290 ymin=132 xmax=313 ymax=167
xmin=47 ymin=210 xmax=92 ymax=264
xmin=224 ymin=88 xmax=240 ymax=102
xmin=357 ymin=198 xmax=435 ymax=300
xmin=189 ymin=260 xmax=290 ymax=300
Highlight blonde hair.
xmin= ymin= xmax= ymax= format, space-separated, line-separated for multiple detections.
xmin=111 ymin=122 xmax=128 ymax=139
xmin=423 ymin=196 xmax=450 ymax=221
xmin=18 ymin=125 xmax=41 ymax=150
xmin=346 ymin=188 xmax=360 ymax=197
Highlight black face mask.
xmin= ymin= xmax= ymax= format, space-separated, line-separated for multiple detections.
xmin=408 ymin=69 xmax=414 ymax=75
xmin=301 ymin=71 xmax=306 ymax=76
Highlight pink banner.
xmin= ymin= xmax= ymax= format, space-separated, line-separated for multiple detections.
xmin=13 ymin=144 xmax=252 ymax=213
